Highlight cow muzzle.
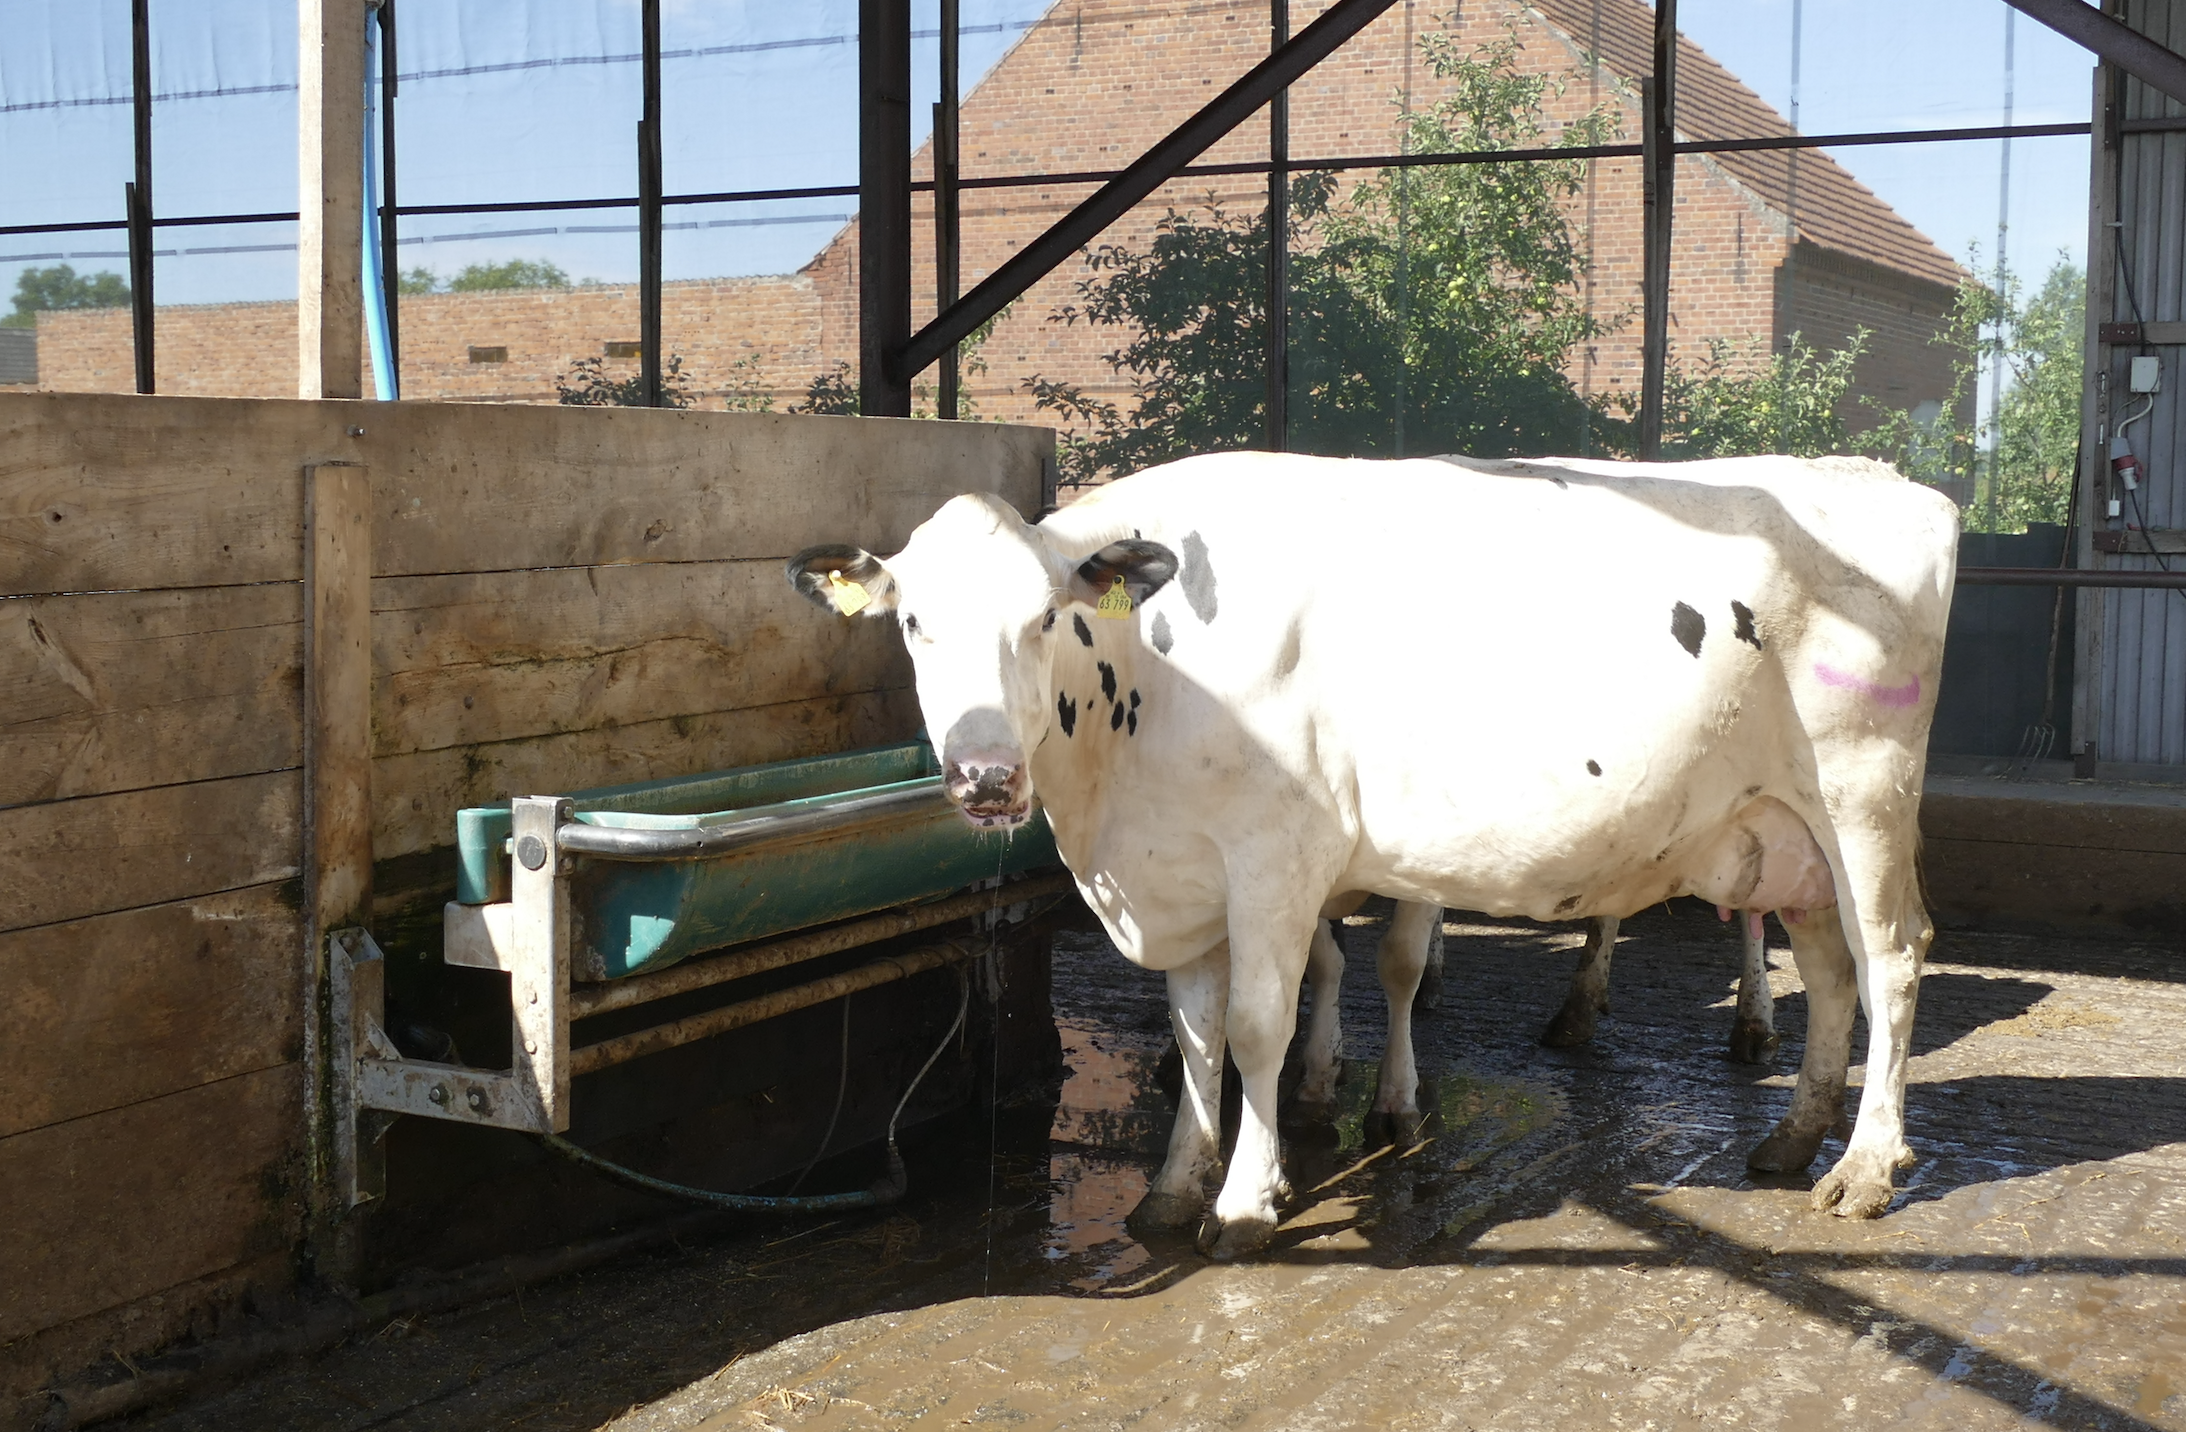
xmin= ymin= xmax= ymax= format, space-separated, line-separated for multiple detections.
xmin=941 ymin=748 xmax=1032 ymax=829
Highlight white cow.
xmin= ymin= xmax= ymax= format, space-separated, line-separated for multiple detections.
xmin=790 ymin=451 xmax=1955 ymax=1258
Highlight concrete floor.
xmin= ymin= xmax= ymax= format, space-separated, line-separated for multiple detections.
xmin=127 ymin=902 xmax=2186 ymax=1431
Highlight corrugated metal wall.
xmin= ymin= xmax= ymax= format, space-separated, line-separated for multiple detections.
xmin=2089 ymin=0 xmax=2186 ymax=765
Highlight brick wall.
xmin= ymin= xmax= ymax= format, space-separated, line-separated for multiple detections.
xmin=36 ymin=276 xmax=823 ymax=409
xmin=32 ymin=0 xmax=1964 ymax=454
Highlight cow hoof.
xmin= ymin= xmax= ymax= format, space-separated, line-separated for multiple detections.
xmin=1811 ymin=1157 xmax=1897 ymax=1219
xmin=1365 ymin=1108 xmax=1426 ymax=1148
xmin=1726 ymin=1019 xmax=1780 ymax=1066
xmin=1540 ymin=1000 xmax=1599 ymax=1049
xmin=1127 ymin=1189 xmax=1204 ymax=1232
xmin=1747 ymin=1121 xmax=1827 ymax=1173
xmin=1197 ymin=1213 xmax=1278 ymax=1261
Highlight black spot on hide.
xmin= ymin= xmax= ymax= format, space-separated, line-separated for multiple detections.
xmin=1586 ymin=759 xmax=1602 ymax=777
xmin=1073 ymin=612 xmax=1094 ymax=647
xmin=1744 ymin=784 xmax=1762 ymax=798
xmin=1097 ymin=661 xmax=1117 ymax=702
xmin=1731 ymin=600 xmax=1763 ymax=649
xmin=1555 ymin=894 xmax=1582 ymax=913
xmin=1151 ymin=611 xmax=1174 ymax=656
xmin=1129 ymin=689 xmax=1141 ymax=709
xmin=1056 ymin=694 xmax=1077 ymax=737
xmin=1110 ymin=702 xmax=1125 ymax=732
xmin=1127 ymin=711 xmax=1138 ymax=736
xmin=1179 ymin=530 xmax=1219 ymax=625
xmin=1670 ymin=602 xmax=1706 ymax=658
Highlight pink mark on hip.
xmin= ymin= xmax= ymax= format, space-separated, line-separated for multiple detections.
xmin=1813 ymin=662 xmax=1921 ymax=708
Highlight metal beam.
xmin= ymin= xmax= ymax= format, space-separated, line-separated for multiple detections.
xmin=896 ymin=0 xmax=1398 ymax=384
xmin=1265 ymin=0 xmax=1290 ymax=452
xmin=1638 ymin=0 xmax=1677 ymax=460
xmin=639 ymin=0 xmax=663 ymax=407
xmin=129 ymin=0 xmax=153 ymax=394
xmin=936 ymin=0 xmax=961 ymax=419
xmin=861 ymin=0 xmax=913 ymax=416
xmin=2003 ymin=0 xmax=2186 ymax=106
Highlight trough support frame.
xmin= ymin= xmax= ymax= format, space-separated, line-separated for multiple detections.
xmin=331 ymin=797 xmax=572 ymax=1208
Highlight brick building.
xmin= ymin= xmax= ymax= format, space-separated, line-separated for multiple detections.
xmin=32 ymin=0 xmax=1966 ymax=466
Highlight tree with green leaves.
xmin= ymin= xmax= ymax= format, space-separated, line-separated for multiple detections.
xmin=1594 ymin=331 xmax=1869 ymax=460
xmin=4 ymin=264 xmax=130 ymax=327
xmin=401 ymin=259 xmax=575 ymax=295
xmin=1026 ymin=28 xmax=1618 ymax=480
xmin=554 ymin=353 xmax=694 ymax=408
xmin=1864 ymin=254 xmax=2083 ymax=531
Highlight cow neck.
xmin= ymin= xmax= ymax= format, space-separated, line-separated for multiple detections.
xmin=1032 ymin=604 xmax=1147 ymax=867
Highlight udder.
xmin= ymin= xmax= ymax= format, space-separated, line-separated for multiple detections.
xmin=1682 ymin=796 xmax=1836 ymax=919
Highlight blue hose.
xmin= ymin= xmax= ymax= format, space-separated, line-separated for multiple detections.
xmin=361 ymin=8 xmax=398 ymax=401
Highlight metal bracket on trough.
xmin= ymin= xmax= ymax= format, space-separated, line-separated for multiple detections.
xmin=330 ymin=795 xmax=574 ymax=1207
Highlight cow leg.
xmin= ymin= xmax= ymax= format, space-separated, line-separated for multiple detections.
xmin=1293 ymin=921 xmax=1346 ymax=1115
xmin=1542 ymin=916 xmax=1619 ymax=1047
xmin=1728 ymin=912 xmax=1780 ymax=1065
xmin=1202 ymin=903 xmax=1319 ymax=1261
xmin=1368 ymin=899 xmax=1436 ymax=1143
xmin=1415 ymin=908 xmax=1447 ymax=1011
xmin=1810 ymin=842 xmax=1928 ymax=1218
xmin=1747 ymin=908 xmax=1858 ymax=1175
xmin=1129 ymin=943 xmax=1231 ymax=1232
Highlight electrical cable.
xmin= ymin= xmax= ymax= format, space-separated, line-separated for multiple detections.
xmin=535 ymin=964 xmax=972 ymax=1213
xmin=2104 ymin=220 xmax=2183 ymax=607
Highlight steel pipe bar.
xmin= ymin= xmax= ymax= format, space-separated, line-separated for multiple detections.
xmin=638 ymin=0 xmax=663 ymax=407
xmin=895 ymin=0 xmax=1398 ymax=384
xmin=2003 ymin=0 xmax=2186 ymax=106
xmin=1957 ymin=567 xmax=2186 ymax=588
xmin=1265 ymin=0 xmax=1291 ymax=453
xmin=861 ymin=0 xmax=914 ymax=415
xmin=4 ymin=123 xmax=2103 ymax=242
xmin=936 ymin=0 xmax=962 ymax=419
xmin=571 ymin=939 xmax=975 ymax=1077
xmin=570 ymin=871 xmax=1077 ymax=1018
xmin=552 ymin=781 xmax=952 ymax=862
xmin=128 ymin=0 xmax=153 ymax=394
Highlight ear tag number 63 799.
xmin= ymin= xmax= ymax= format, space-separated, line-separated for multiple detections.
xmin=1095 ymin=575 xmax=1134 ymax=620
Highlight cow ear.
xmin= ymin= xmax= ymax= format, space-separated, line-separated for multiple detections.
xmin=1069 ymin=539 xmax=1178 ymax=607
xmin=786 ymin=544 xmax=898 ymax=617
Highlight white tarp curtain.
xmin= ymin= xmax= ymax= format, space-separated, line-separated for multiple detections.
xmin=0 ymin=0 xmax=1045 ymax=302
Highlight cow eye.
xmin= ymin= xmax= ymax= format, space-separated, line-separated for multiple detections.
xmin=902 ymin=613 xmax=921 ymax=637
xmin=1042 ymin=609 xmax=1058 ymax=633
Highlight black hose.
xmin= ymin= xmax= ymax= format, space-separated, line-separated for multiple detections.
xmin=533 ymin=966 xmax=971 ymax=1213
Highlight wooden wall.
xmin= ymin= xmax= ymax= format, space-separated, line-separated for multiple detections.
xmin=0 ymin=391 xmax=1050 ymax=1407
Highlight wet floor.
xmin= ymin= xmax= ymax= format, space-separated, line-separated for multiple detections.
xmin=127 ymin=902 xmax=2186 ymax=1431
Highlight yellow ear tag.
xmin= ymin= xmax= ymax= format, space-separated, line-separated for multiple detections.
xmin=826 ymin=570 xmax=870 ymax=617
xmin=1094 ymin=575 xmax=1134 ymax=620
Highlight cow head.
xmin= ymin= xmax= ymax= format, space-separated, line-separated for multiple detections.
xmin=787 ymin=493 xmax=1175 ymax=828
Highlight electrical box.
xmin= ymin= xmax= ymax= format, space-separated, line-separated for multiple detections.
xmin=2130 ymin=355 xmax=2162 ymax=394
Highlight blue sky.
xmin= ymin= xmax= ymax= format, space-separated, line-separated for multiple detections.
xmin=0 ymin=0 xmax=2095 ymax=310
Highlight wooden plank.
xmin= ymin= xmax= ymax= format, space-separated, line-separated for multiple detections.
xmin=0 ymin=391 xmax=1050 ymax=593
xmin=0 ymin=884 xmax=302 ymax=1139
xmin=0 ymin=391 xmax=344 ymax=594
xmin=0 ymin=771 xmax=300 ymax=933
xmin=0 ymin=1064 xmax=301 ymax=1344
xmin=371 ymin=560 xmax=911 ymax=756
xmin=307 ymin=463 xmax=373 ymax=935
xmin=373 ymin=687 xmax=921 ymax=860
xmin=0 ymin=585 xmax=301 ymax=807
xmin=364 ymin=405 xmax=1052 ymax=576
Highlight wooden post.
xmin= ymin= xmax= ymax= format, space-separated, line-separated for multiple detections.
xmin=304 ymin=462 xmax=373 ymax=1260
xmin=300 ymin=0 xmax=366 ymax=399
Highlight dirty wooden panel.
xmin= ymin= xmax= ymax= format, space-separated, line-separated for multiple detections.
xmin=0 ymin=585 xmax=302 ymax=807
xmin=307 ymin=463 xmax=374 ymax=938
xmin=0 ymin=392 xmax=343 ymax=594
xmin=371 ymin=560 xmax=911 ymax=756
xmin=0 ymin=771 xmax=301 ymax=933
xmin=0 ymin=1064 xmax=301 ymax=1345
xmin=373 ymin=687 xmax=920 ymax=860
xmin=0 ymin=884 xmax=302 ymax=1139
xmin=364 ymin=405 xmax=1051 ymax=576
